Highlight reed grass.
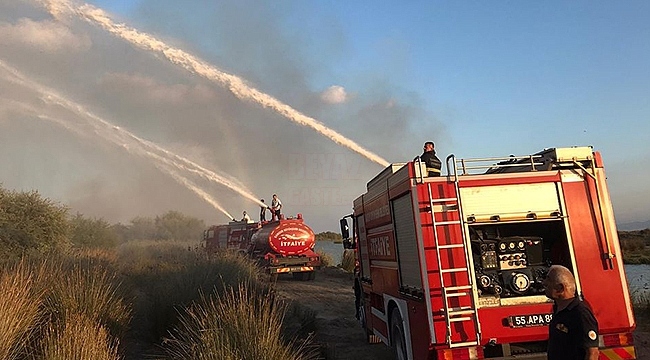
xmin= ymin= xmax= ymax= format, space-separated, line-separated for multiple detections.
xmin=117 ymin=241 xmax=264 ymax=339
xmin=41 ymin=263 xmax=131 ymax=338
xmin=340 ymin=249 xmax=356 ymax=273
xmin=317 ymin=251 xmax=334 ymax=267
xmin=0 ymin=261 xmax=43 ymax=360
xmin=164 ymin=284 xmax=317 ymax=360
xmin=40 ymin=313 xmax=121 ymax=360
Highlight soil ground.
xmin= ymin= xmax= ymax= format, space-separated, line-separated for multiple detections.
xmin=276 ymin=267 xmax=650 ymax=360
xmin=274 ymin=268 xmax=393 ymax=360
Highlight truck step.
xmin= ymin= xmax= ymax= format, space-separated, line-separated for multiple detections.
xmin=449 ymin=316 xmax=472 ymax=322
xmin=434 ymin=220 xmax=462 ymax=226
xmin=440 ymin=267 xmax=468 ymax=273
xmin=449 ymin=341 xmax=480 ymax=348
xmin=448 ymin=309 xmax=476 ymax=316
xmin=444 ymin=285 xmax=473 ymax=291
xmin=430 ymin=197 xmax=458 ymax=203
xmin=437 ymin=244 xmax=464 ymax=249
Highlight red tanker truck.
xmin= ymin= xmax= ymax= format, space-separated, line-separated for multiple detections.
xmin=204 ymin=215 xmax=321 ymax=281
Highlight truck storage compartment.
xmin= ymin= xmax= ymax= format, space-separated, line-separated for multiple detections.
xmin=468 ymin=220 xmax=572 ymax=302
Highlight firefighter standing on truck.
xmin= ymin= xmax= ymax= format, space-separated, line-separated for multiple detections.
xmin=544 ymin=265 xmax=599 ymax=360
xmin=271 ymin=194 xmax=282 ymax=221
xmin=420 ymin=141 xmax=442 ymax=176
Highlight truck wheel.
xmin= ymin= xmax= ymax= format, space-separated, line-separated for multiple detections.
xmin=390 ymin=310 xmax=407 ymax=360
xmin=308 ymin=271 xmax=316 ymax=281
xmin=358 ymin=298 xmax=381 ymax=344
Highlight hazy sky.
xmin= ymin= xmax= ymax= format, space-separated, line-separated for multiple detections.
xmin=0 ymin=0 xmax=648 ymax=232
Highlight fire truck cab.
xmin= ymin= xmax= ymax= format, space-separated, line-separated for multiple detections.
xmin=340 ymin=146 xmax=636 ymax=359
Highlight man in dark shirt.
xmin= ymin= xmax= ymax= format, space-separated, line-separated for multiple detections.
xmin=420 ymin=141 xmax=442 ymax=177
xmin=544 ymin=265 xmax=599 ymax=360
xmin=259 ymin=199 xmax=268 ymax=222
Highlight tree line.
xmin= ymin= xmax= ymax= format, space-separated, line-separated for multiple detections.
xmin=0 ymin=185 xmax=205 ymax=258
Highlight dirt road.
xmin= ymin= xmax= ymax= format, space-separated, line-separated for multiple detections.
xmin=276 ymin=268 xmax=650 ymax=360
xmin=274 ymin=268 xmax=393 ymax=360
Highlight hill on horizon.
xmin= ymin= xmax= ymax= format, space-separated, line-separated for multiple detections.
xmin=618 ymin=220 xmax=650 ymax=231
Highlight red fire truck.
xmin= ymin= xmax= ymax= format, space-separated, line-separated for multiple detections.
xmin=204 ymin=216 xmax=321 ymax=280
xmin=340 ymin=146 xmax=636 ymax=359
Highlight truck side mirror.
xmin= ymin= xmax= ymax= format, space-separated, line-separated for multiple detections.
xmin=340 ymin=218 xmax=350 ymax=240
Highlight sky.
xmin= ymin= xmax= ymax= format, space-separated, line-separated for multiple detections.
xmin=0 ymin=0 xmax=649 ymax=232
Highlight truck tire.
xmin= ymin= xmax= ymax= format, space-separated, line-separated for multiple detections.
xmin=308 ymin=271 xmax=316 ymax=280
xmin=357 ymin=295 xmax=381 ymax=344
xmin=390 ymin=309 xmax=407 ymax=360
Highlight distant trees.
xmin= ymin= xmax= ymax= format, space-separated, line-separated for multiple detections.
xmin=116 ymin=211 xmax=205 ymax=242
xmin=154 ymin=211 xmax=205 ymax=242
xmin=0 ymin=184 xmax=207 ymax=257
xmin=619 ymin=229 xmax=650 ymax=264
xmin=315 ymin=231 xmax=342 ymax=242
xmin=69 ymin=213 xmax=118 ymax=249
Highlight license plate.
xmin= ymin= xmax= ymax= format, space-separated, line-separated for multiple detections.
xmin=508 ymin=313 xmax=553 ymax=328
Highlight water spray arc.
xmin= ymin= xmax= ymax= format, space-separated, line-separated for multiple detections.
xmin=40 ymin=0 xmax=390 ymax=168
xmin=2 ymin=95 xmax=235 ymax=220
xmin=0 ymin=60 xmax=256 ymax=220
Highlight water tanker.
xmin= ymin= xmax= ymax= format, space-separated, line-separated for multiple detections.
xmin=204 ymin=215 xmax=321 ymax=281
xmin=249 ymin=216 xmax=321 ymax=281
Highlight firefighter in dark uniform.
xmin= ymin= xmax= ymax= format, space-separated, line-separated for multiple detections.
xmin=544 ymin=265 xmax=599 ymax=360
xmin=420 ymin=141 xmax=442 ymax=176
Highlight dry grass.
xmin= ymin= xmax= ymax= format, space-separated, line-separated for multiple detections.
xmin=0 ymin=242 xmax=312 ymax=359
xmin=117 ymin=241 xmax=265 ymax=339
xmin=164 ymin=284 xmax=317 ymax=360
xmin=317 ymin=251 xmax=334 ymax=267
xmin=340 ymin=249 xmax=356 ymax=273
xmin=0 ymin=253 xmax=130 ymax=360
xmin=0 ymin=262 xmax=43 ymax=360
xmin=41 ymin=262 xmax=131 ymax=338
xmin=40 ymin=313 xmax=121 ymax=360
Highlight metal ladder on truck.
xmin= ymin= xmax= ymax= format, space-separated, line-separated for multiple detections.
xmin=427 ymin=155 xmax=481 ymax=348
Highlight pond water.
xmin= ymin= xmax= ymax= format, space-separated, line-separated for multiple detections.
xmin=315 ymin=242 xmax=650 ymax=295
xmin=314 ymin=241 xmax=345 ymax=264
xmin=625 ymin=264 xmax=650 ymax=296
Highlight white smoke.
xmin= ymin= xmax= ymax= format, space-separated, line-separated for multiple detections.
xmin=0 ymin=18 xmax=90 ymax=53
xmin=37 ymin=0 xmax=390 ymax=167
xmin=0 ymin=59 xmax=261 ymax=219
xmin=321 ymin=85 xmax=348 ymax=104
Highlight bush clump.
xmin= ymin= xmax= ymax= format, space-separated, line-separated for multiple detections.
xmin=164 ymin=285 xmax=317 ymax=360
xmin=0 ymin=187 xmax=69 ymax=258
xmin=340 ymin=249 xmax=356 ymax=273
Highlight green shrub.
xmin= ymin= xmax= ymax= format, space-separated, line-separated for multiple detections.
xmin=164 ymin=285 xmax=317 ymax=360
xmin=0 ymin=187 xmax=69 ymax=258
